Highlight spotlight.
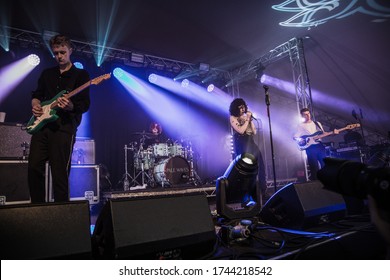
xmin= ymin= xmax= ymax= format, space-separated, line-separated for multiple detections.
xmin=207 ymin=84 xmax=215 ymax=92
xmin=216 ymin=153 xmax=261 ymax=220
xmin=131 ymin=53 xmax=145 ymax=64
xmin=199 ymin=63 xmax=210 ymax=72
xmin=181 ymin=79 xmax=189 ymax=88
xmin=260 ymin=74 xmax=266 ymax=83
xmin=148 ymin=73 xmax=158 ymax=83
xmin=113 ymin=67 xmax=124 ymax=79
xmin=73 ymin=62 xmax=84 ymax=69
xmin=27 ymin=54 xmax=40 ymax=66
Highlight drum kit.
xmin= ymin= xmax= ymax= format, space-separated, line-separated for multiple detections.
xmin=122 ymin=131 xmax=202 ymax=190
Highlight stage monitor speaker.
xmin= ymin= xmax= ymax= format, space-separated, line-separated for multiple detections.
xmin=92 ymin=193 xmax=216 ymax=259
xmin=0 ymin=201 xmax=92 ymax=259
xmin=259 ymin=181 xmax=346 ymax=229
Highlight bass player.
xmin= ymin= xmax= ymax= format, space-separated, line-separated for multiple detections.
xmin=293 ymin=108 xmax=339 ymax=181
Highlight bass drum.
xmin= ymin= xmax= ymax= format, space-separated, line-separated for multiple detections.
xmin=154 ymin=156 xmax=190 ymax=186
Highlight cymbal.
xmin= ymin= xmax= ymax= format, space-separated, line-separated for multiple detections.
xmin=178 ymin=134 xmax=199 ymax=140
xmin=132 ymin=131 xmax=155 ymax=136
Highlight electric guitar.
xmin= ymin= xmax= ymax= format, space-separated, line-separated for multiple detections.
xmin=295 ymin=123 xmax=360 ymax=151
xmin=26 ymin=73 xmax=111 ymax=134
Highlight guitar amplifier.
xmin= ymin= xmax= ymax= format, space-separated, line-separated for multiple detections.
xmin=0 ymin=160 xmax=30 ymax=205
xmin=0 ymin=123 xmax=31 ymax=159
xmin=0 ymin=160 xmax=50 ymax=205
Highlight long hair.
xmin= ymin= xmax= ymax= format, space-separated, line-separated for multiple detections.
xmin=229 ymin=98 xmax=247 ymax=117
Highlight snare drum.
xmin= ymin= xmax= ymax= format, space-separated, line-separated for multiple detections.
xmin=133 ymin=148 xmax=154 ymax=170
xmin=153 ymin=156 xmax=190 ymax=185
xmin=152 ymin=143 xmax=169 ymax=157
xmin=169 ymin=143 xmax=184 ymax=157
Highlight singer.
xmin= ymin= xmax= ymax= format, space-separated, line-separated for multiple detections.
xmin=229 ymin=98 xmax=268 ymax=205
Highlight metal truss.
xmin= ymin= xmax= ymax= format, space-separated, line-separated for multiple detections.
xmin=3 ymin=26 xmax=386 ymax=145
xmin=1 ymin=25 xmax=231 ymax=81
xmin=230 ymin=39 xmax=292 ymax=83
xmin=288 ymin=37 xmax=313 ymax=113
xmin=229 ymin=37 xmax=312 ymax=112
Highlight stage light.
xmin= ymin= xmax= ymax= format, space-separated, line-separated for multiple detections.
xmin=181 ymin=79 xmax=189 ymax=88
xmin=131 ymin=53 xmax=145 ymax=64
xmin=148 ymin=73 xmax=158 ymax=83
xmin=207 ymin=84 xmax=215 ymax=92
xmin=260 ymin=74 xmax=266 ymax=83
xmin=113 ymin=67 xmax=124 ymax=79
xmin=74 ymin=62 xmax=84 ymax=69
xmin=27 ymin=54 xmax=40 ymax=66
xmin=216 ymin=153 xmax=261 ymax=220
xmin=199 ymin=63 xmax=210 ymax=72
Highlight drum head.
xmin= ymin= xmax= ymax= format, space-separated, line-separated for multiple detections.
xmin=154 ymin=156 xmax=190 ymax=185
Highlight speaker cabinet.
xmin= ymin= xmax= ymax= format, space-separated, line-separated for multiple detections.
xmin=92 ymin=194 xmax=216 ymax=259
xmin=0 ymin=123 xmax=31 ymax=159
xmin=0 ymin=201 xmax=92 ymax=259
xmin=0 ymin=160 xmax=30 ymax=205
xmin=259 ymin=181 xmax=346 ymax=229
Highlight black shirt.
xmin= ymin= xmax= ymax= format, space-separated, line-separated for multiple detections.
xmin=31 ymin=65 xmax=90 ymax=134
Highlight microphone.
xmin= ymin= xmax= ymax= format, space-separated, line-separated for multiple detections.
xmin=246 ymin=111 xmax=257 ymax=120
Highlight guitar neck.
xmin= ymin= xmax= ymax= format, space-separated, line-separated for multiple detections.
xmin=67 ymin=80 xmax=92 ymax=98
xmin=313 ymin=127 xmax=350 ymax=140
xmin=50 ymin=80 xmax=91 ymax=109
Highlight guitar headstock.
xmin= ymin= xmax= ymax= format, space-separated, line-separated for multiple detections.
xmin=347 ymin=123 xmax=361 ymax=129
xmin=91 ymin=73 xmax=111 ymax=85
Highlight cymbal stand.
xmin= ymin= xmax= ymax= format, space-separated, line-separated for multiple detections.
xmin=187 ymin=143 xmax=202 ymax=185
xmin=122 ymin=144 xmax=134 ymax=191
xmin=133 ymin=139 xmax=153 ymax=188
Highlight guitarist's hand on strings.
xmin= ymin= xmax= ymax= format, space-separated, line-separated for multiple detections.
xmin=58 ymin=94 xmax=74 ymax=111
xmin=31 ymin=98 xmax=43 ymax=117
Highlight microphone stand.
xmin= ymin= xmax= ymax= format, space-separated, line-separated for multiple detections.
xmin=264 ymin=85 xmax=277 ymax=194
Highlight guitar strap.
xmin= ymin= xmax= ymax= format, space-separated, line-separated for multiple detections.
xmin=314 ymin=121 xmax=324 ymax=133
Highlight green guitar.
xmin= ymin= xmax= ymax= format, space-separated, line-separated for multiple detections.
xmin=26 ymin=73 xmax=111 ymax=134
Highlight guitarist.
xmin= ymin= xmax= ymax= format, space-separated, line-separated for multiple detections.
xmin=28 ymin=34 xmax=90 ymax=203
xmin=293 ymin=108 xmax=338 ymax=180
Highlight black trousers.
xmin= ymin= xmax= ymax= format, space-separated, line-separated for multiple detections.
xmin=28 ymin=127 xmax=75 ymax=203
xmin=305 ymin=143 xmax=327 ymax=180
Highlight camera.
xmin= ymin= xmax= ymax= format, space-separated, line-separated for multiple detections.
xmin=317 ymin=158 xmax=390 ymax=213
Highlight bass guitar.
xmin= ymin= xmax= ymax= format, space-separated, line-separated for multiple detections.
xmin=295 ymin=123 xmax=360 ymax=151
xmin=26 ymin=73 xmax=111 ymax=134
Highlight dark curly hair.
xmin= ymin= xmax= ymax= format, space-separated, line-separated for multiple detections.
xmin=229 ymin=98 xmax=247 ymax=117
